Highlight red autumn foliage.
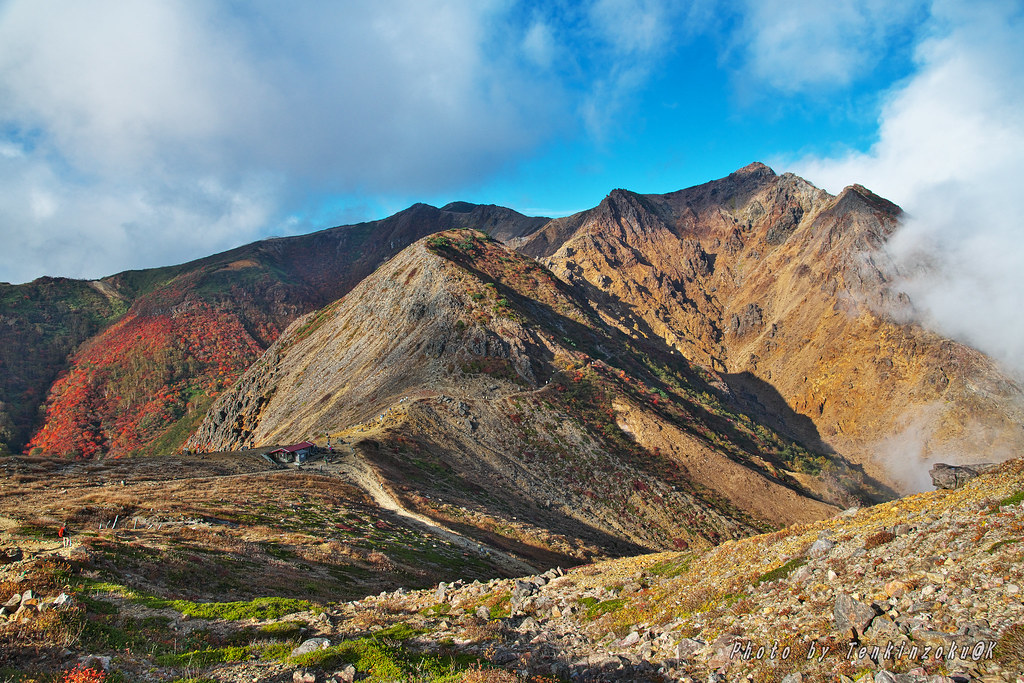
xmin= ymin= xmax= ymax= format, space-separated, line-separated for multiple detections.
xmin=26 ymin=299 xmax=265 ymax=457
xmin=61 ymin=666 xmax=106 ymax=683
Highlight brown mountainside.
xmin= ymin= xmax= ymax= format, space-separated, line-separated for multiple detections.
xmin=516 ymin=163 xmax=1024 ymax=491
xmin=189 ymin=229 xmax=884 ymax=563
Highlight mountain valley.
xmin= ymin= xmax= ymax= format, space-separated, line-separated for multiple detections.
xmin=1 ymin=164 xmax=1022 ymax=681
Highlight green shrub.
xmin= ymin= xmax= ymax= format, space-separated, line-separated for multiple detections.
xmin=578 ymin=597 xmax=625 ymax=620
xmin=648 ymin=555 xmax=692 ymax=578
xmin=156 ymin=646 xmax=249 ymax=667
xmin=755 ymin=558 xmax=806 ymax=585
xmin=999 ymin=491 xmax=1024 ymax=507
xmin=988 ymin=538 xmax=1021 ymax=554
xmin=258 ymin=621 xmax=306 ymax=639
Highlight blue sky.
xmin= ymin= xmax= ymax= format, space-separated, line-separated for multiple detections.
xmin=1 ymin=1 xmax=1023 ymax=369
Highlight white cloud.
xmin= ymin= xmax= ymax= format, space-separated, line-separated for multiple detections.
xmin=793 ymin=0 xmax=1024 ymax=374
xmin=522 ymin=19 xmax=556 ymax=67
xmin=587 ymin=0 xmax=670 ymax=56
xmin=0 ymin=150 xmax=278 ymax=282
xmin=730 ymin=0 xmax=927 ymax=94
xmin=0 ymin=1 xmax=557 ymax=282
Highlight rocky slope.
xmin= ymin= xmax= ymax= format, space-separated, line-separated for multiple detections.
xmin=513 ymin=164 xmax=1024 ymax=492
xmin=2 ymin=456 xmax=1021 ymax=682
xmin=313 ymin=458 xmax=1024 ymax=682
xmin=188 ymin=229 xmax=884 ymax=563
xmin=11 ymin=203 xmax=545 ymax=457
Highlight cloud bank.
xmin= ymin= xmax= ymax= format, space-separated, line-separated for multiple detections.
xmin=793 ymin=1 xmax=1024 ymax=374
xmin=0 ymin=1 xmax=547 ymax=281
xmin=0 ymin=0 xmax=700 ymax=283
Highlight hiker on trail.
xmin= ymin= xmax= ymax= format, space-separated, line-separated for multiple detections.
xmin=58 ymin=524 xmax=70 ymax=547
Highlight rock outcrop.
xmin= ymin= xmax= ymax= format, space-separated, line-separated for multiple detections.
xmin=930 ymin=462 xmax=999 ymax=489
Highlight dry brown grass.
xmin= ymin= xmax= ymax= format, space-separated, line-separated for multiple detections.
xmin=864 ymin=530 xmax=896 ymax=550
xmin=459 ymin=666 xmax=521 ymax=682
xmin=995 ymin=623 xmax=1024 ymax=669
xmin=460 ymin=666 xmax=521 ymax=682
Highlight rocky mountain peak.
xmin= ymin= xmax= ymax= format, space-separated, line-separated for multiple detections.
xmin=732 ymin=160 xmax=777 ymax=178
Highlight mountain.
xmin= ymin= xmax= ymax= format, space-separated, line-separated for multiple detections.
xmin=3 ymin=163 xmax=1024 ymax=682
xmin=188 ymin=228 xmax=885 ymax=562
xmin=10 ymin=164 xmax=1021 ymax=495
xmin=514 ymin=163 xmax=1024 ymax=492
xmin=4 ymin=203 xmax=545 ymax=457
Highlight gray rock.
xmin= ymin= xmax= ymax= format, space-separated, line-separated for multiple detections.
xmin=676 ymin=638 xmax=704 ymax=659
xmin=929 ymin=463 xmax=997 ymax=489
xmin=808 ymin=538 xmax=835 ymax=558
xmin=291 ymin=638 xmax=330 ymax=658
xmin=909 ymin=629 xmax=956 ymax=650
xmin=874 ymin=673 xmax=897 ymax=683
xmin=77 ymin=656 xmax=111 ymax=671
xmin=336 ymin=665 xmax=356 ymax=683
xmin=780 ymin=674 xmax=803 ymax=683
xmin=835 ymin=594 xmax=878 ymax=636
xmin=619 ymin=631 xmax=641 ymax=647
xmin=435 ymin=582 xmax=447 ymax=600
xmin=864 ymin=615 xmax=902 ymax=641
xmin=518 ymin=616 xmax=537 ymax=631
xmin=512 ymin=579 xmax=539 ymax=601
xmin=475 ymin=606 xmax=491 ymax=620
xmin=791 ymin=565 xmax=813 ymax=583
xmin=293 ymin=670 xmax=316 ymax=683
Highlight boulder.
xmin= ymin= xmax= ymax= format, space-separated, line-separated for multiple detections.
xmin=512 ymin=579 xmax=538 ymax=600
xmin=0 ymin=547 xmax=23 ymax=565
xmin=834 ymin=594 xmax=878 ymax=636
xmin=618 ymin=631 xmax=640 ymax=648
xmin=808 ymin=538 xmax=835 ymax=558
xmin=52 ymin=593 xmax=74 ymax=608
xmin=675 ymin=638 xmax=704 ymax=660
xmin=293 ymin=670 xmax=316 ymax=683
xmin=928 ymin=463 xmax=997 ymax=489
xmin=291 ymin=638 xmax=330 ymax=658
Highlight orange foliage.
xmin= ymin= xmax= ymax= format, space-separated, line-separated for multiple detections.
xmin=26 ymin=300 xmax=263 ymax=457
xmin=61 ymin=666 xmax=106 ymax=683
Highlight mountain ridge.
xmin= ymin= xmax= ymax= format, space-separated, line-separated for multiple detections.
xmin=5 ymin=163 xmax=1023 ymax=497
xmin=4 ymin=202 xmax=546 ymax=457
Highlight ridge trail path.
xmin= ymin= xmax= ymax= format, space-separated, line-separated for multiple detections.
xmin=328 ymin=444 xmax=539 ymax=577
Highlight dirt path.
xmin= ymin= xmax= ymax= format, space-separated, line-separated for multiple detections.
xmin=329 ymin=445 xmax=538 ymax=576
